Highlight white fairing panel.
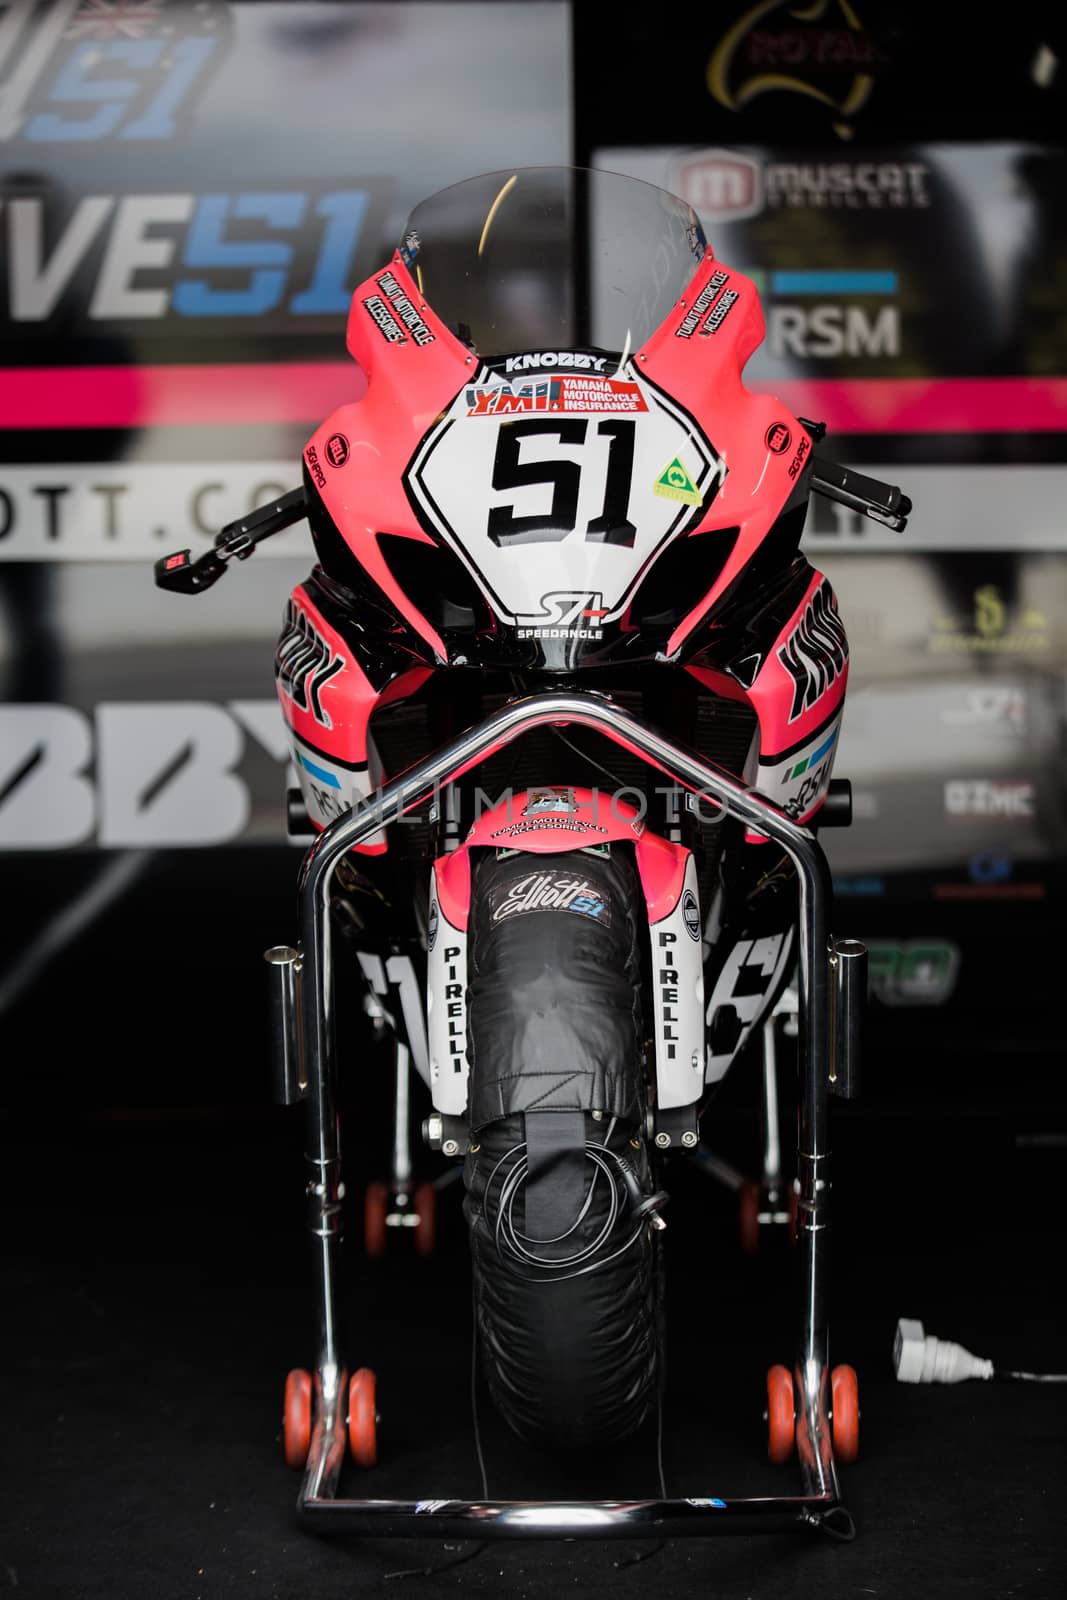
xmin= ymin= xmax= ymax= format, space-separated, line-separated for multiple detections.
xmin=426 ymin=869 xmax=470 ymax=1114
xmin=704 ymin=927 xmax=796 ymax=1083
xmin=650 ymin=852 xmax=706 ymax=1109
xmin=406 ymin=361 xmax=725 ymax=628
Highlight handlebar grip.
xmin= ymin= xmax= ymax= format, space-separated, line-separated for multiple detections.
xmin=154 ymin=547 xmax=227 ymax=593
xmin=810 ymin=455 xmax=911 ymax=531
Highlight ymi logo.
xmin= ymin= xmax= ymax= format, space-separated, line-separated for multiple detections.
xmin=670 ymin=150 xmax=763 ymax=222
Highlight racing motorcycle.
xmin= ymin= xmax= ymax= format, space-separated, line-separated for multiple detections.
xmin=156 ymin=166 xmax=911 ymax=1540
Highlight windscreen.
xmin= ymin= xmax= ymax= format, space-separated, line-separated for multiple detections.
xmin=398 ymin=166 xmax=708 ymax=360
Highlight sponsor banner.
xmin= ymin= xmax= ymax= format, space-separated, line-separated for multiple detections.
xmin=0 ymin=2 xmax=572 ymax=384
xmin=866 ymin=939 xmax=961 ymax=1007
xmin=10 ymin=369 xmax=1060 ymax=441
xmin=0 ymin=362 xmax=363 ymax=431
xmin=593 ymin=144 xmax=1067 ymax=419
xmin=0 ymin=179 xmax=390 ymax=356
xmin=753 ymin=379 xmax=1067 ymax=438
xmin=0 ymin=698 xmax=292 ymax=848
xmin=0 ymin=462 xmax=314 ymax=559
xmin=0 ymin=1 xmax=233 ymax=147
xmin=932 ymin=851 xmax=1048 ymax=902
xmin=944 ymin=779 xmax=1036 ymax=820
xmin=575 ymin=11 xmax=1065 ymax=148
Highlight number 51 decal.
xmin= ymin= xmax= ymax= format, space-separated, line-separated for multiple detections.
xmin=487 ymin=418 xmax=637 ymax=549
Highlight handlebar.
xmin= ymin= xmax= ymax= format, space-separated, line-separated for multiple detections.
xmin=800 ymin=419 xmax=911 ymax=530
xmin=153 ymin=423 xmax=912 ymax=602
xmin=154 ymin=486 xmax=307 ymax=593
xmin=809 ymin=455 xmax=912 ymax=532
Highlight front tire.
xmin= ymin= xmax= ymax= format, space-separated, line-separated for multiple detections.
xmin=461 ymin=846 xmax=662 ymax=1450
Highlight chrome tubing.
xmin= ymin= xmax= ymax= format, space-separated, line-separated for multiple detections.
xmin=265 ymin=945 xmax=305 ymax=1105
xmin=301 ymin=1495 xmax=855 ymax=1541
xmin=295 ymin=690 xmax=837 ymax=1512
xmin=830 ymin=938 xmax=867 ymax=1100
xmin=390 ymin=1039 xmax=413 ymax=1192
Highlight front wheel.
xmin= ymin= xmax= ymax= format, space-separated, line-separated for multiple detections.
xmin=461 ymin=845 xmax=662 ymax=1451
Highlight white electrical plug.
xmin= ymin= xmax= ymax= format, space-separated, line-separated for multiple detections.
xmin=894 ymin=1318 xmax=995 ymax=1384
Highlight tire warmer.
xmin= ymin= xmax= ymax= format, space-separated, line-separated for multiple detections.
xmin=425 ymin=787 xmax=706 ymax=1124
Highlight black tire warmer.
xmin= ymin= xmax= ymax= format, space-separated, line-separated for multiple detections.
xmin=462 ymin=845 xmax=662 ymax=1451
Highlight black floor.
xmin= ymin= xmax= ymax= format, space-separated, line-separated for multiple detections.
xmin=2 ymin=850 xmax=1064 ymax=1598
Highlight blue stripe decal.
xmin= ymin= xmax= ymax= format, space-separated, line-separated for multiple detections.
xmin=298 ymin=752 xmax=341 ymax=788
xmin=771 ymin=270 xmax=897 ymax=296
xmin=810 ymin=727 xmax=839 ymax=769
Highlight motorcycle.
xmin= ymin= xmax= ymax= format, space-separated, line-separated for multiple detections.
xmin=156 ymin=165 xmax=911 ymax=1541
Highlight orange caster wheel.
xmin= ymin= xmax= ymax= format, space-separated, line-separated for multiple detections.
xmin=364 ymin=1180 xmax=388 ymax=1258
xmin=739 ymin=1181 xmax=761 ymax=1255
xmin=283 ymin=1367 xmax=312 ymax=1469
xmin=413 ymin=1181 xmax=437 ymax=1256
xmin=348 ymin=1367 xmax=378 ymax=1468
xmin=832 ymin=1363 xmax=860 ymax=1464
xmin=766 ymin=1364 xmax=795 ymax=1464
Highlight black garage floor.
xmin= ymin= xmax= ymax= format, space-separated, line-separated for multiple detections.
xmin=1 ymin=849 xmax=1063 ymax=1599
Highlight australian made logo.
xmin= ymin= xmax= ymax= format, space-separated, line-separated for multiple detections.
xmin=654 ymin=458 xmax=702 ymax=507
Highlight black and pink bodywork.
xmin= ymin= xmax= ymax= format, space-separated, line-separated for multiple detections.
xmin=276 ymin=176 xmax=856 ymax=1103
xmin=154 ymin=164 xmax=912 ymax=1539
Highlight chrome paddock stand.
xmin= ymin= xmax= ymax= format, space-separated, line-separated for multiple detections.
xmin=273 ymin=689 xmax=863 ymax=1542
xmin=695 ymin=983 xmax=801 ymax=1252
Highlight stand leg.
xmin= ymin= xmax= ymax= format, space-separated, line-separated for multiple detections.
xmin=390 ymin=1040 xmax=413 ymax=1196
xmin=298 ymin=876 xmax=349 ymax=1503
xmin=793 ymin=938 xmax=837 ymax=1502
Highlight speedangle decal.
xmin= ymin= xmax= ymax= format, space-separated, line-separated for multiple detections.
xmin=516 ymin=591 xmax=607 ymax=640
xmin=404 ymin=364 xmax=725 ymax=625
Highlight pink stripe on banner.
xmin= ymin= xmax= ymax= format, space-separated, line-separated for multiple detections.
xmin=0 ymin=362 xmax=365 ymax=429
xmin=752 ymin=377 xmax=1067 ymax=434
xmin=0 ymin=367 xmax=1063 ymax=433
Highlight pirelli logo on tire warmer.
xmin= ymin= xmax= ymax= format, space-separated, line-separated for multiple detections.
xmin=426 ymin=872 xmax=469 ymax=1116
xmin=651 ymin=853 xmax=706 ymax=1109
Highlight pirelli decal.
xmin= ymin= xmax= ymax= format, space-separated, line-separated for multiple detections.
xmin=426 ymin=871 xmax=469 ymax=1115
xmin=777 ymin=579 xmax=848 ymax=723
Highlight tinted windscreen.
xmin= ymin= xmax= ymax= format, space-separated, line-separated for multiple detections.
xmin=399 ymin=166 xmax=709 ymax=360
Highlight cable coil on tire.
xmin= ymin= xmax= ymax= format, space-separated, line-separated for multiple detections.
xmin=482 ymin=1123 xmax=667 ymax=1282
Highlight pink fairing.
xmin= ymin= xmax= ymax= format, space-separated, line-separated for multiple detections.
xmin=276 ymin=584 xmax=378 ymax=763
xmin=434 ymin=788 xmax=691 ymax=931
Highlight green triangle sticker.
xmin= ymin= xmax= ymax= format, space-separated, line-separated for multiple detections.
xmin=654 ymin=456 xmax=702 ymax=506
